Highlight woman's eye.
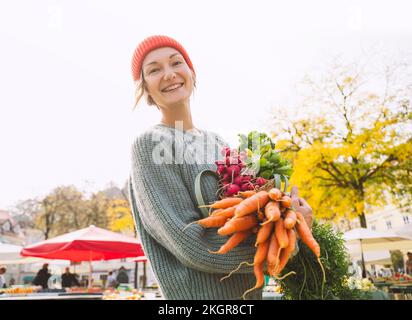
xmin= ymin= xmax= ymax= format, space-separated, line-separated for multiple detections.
xmin=173 ymin=61 xmax=182 ymax=66
xmin=149 ymin=68 xmax=159 ymax=74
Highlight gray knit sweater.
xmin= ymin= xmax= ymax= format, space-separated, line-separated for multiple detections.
xmin=128 ymin=123 xmax=262 ymax=300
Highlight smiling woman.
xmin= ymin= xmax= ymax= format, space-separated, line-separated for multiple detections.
xmin=132 ymin=36 xmax=197 ymax=111
xmin=128 ymin=35 xmax=261 ymax=300
xmin=142 ymin=47 xmax=195 ymax=110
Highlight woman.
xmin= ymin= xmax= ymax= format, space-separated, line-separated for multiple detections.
xmin=127 ymin=35 xmax=313 ymax=300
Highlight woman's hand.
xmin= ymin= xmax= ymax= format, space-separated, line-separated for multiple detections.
xmin=290 ymin=186 xmax=313 ymax=228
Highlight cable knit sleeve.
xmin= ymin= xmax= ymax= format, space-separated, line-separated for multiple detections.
xmin=130 ymin=131 xmax=256 ymax=274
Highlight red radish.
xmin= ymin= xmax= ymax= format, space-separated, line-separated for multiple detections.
xmin=222 ymin=172 xmax=231 ymax=182
xmin=242 ymin=175 xmax=252 ymax=182
xmin=224 ymin=184 xmax=241 ymax=196
xmin=216 ymin=164 xmax=226 ymax=175
xmin=256 ymin=177 xmax=267 ymax=186
xmin=226 ymin=165 xmax=241 ymax=177
xmin=233 ymin=176 xmax=244 ymax=185
xmin=241 ymin=183 xmax=254 ymax=191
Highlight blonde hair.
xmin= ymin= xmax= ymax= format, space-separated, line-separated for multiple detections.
xmin=132 ymin=71 xmax=197 ymax=111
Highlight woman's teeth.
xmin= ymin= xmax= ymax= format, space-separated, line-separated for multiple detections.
xmin=163 ymin=83 xmax=183 ymax=92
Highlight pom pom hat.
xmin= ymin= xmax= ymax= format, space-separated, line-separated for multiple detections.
xmin=131 ymin=35 xmax=195 ymax=82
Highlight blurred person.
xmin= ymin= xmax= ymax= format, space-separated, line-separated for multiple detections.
xmin=116 ymin=266 xmax=129 ymax=284
xmin=32 ymin=263 xmax=51 ymax=289
xmin=61 ymin=267 xmax=80 ymax=288
xmin=9 ymin=277 xmax=16 ymax=286
xmin=0 ymin=266 xmax=6 ymax=288
xmin=406 ymin=252 xmax=412 ymax=275
xmin=107 ymin=271 xmax=117 ymax=288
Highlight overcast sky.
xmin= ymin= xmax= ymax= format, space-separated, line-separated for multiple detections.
xmin=0 ymin=0 xmax=411 ymax=210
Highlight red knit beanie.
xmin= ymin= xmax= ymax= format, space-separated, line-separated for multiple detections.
xmin=131 ymin=35 xmax=195 ymax=82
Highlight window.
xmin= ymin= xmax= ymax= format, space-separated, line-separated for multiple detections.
xmin=403 ymin=216 xmax=410 ymax=224
xmin=386 ymin=221 xmax=392 ymax=229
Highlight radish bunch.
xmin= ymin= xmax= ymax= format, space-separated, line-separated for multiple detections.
xmin=215 ymin=146 xmax=268 ymax=197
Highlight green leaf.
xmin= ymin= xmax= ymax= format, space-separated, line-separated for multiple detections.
xmin=260 ymin=170 xmax=272 ymax=179
xmin=259 ymin=158 xmax=268 ymax=167
xmin=269 ymin=152 xmax=280 ymax=163
xmin=279 ymin=222 xmax=365 ymax=300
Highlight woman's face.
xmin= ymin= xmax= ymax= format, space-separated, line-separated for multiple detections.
xmin=142 ymin=47 xmax=195 ymax=108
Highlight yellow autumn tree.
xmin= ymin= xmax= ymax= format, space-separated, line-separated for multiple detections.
xmin=270 ymin=59 xmax=412 ymax=228
xmin=34 ymin=186 xmax=111 ymax=238
xmin=106 ymin=199 xmax=135 ymax=236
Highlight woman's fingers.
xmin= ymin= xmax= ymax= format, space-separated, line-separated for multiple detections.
xmin=290 ymin=186 xmax=299 ymax=198
xmin=290 ymin=187 xmax=313 ymax=226
xmin=298 ymin=197 xmax=310 ymax=209
xmin=297 ymin=197 xmax=313 ymax=227
xmin=290 ymin=186 xmax=300 ymax=210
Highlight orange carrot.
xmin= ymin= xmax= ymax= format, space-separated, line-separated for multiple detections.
xmin=275 ymin=218 xmax=289 ymax=249
xmin=246 ymin=239 xmax=270 ymax=267
xmin=208 ymin=230 xmax=252 ymax=254
xmin=242 ymin=262 xmax=265 ymax=300
xmin=217 ymin=215 xmax=258 ymax=236
xmin=238 ymin=190 xmax=257 ymax=198
xmin=209 ymin=208 xmax=223 ymax=216
xmin=284 ymin=210 xmax=297 ymax=229
xmin=254 ymin=240 xmax=270 ymax=265
xmin=211 ymin=206 xmax=236 ymax=219
xmin=183 ymin=215 xmax=228 ymax=231
xmin=276 ymin=229 xmax=297 ymax=274
xmin=255 ymin=221 xmax=274 ymax=247
xmin=296 ymin=211 xmax=326 ymax=299
xmin=260 ymin=201 xmax=281 ymax=226
xmin=198 ymin=197 xmax=243 ymax=209
xmin=234 ymin=191 xmax=270 ymax=217
xmin=196 ymin=215 xmax=228 ymax=228
xmin=267 ymin=232 xmax=280 ymax=276
xmin=274 ymin=218 xmax=289 ymax=269
xmin=268 ymin=188 xmax=282 ymax=201
xmin=295 ymin=211 xmax=320 ymax=258
xmin=278 ymin=195 xmax=292 ymax=209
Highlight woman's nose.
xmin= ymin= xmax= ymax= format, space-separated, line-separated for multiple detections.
xmin=163 ymin=67 xmax=176 ymax=81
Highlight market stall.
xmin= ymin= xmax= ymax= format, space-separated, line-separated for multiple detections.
xmin=10 ymin=225 xmax=146 ymax=299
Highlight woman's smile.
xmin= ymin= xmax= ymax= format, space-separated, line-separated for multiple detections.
xmin=162 ymin=82 xmax=184 ymax=93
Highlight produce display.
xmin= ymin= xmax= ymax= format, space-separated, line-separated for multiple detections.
xmin=65 ymin=287 xmax=103 ymax=294
xmin=0 ymin=286 xmax=41 ymax=295
xmin=376 ymin=273 xmax=412 ymax=283
xmin=187 ymin=132 xmax=326 ymax=299
xmin=191 ymin=187 xmax=325 ymax=299
xmin=102 ymin=289 xmax=143 ymax=300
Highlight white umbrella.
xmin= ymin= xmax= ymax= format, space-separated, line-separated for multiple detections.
xmin=347 ymin=248 xmax=392 ymax=265
xmin=344 ymin=228 xmax=412 ymax=277
xmin=0 ymin=243 xmax=23 ymax=261
xmin=393 ymin=224 xmax=412 ymax=240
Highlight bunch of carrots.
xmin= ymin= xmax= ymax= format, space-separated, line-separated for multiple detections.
xmin=184 ymin=188 xmax=326 ymax=300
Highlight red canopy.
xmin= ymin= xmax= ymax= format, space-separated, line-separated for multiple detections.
xmin=132 ymin=256 xmax=148 ymax=262
xmin=21 ymin=225 xmax=144 ymax=262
